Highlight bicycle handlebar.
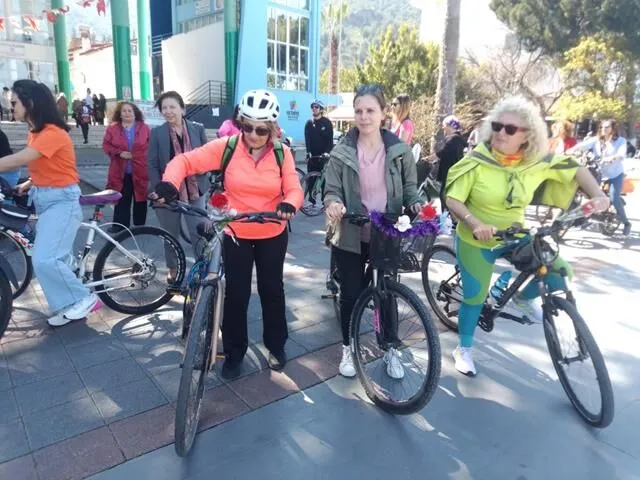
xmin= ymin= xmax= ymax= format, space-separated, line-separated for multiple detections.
xmin=155 ymin=200 xmax=282 ymax=224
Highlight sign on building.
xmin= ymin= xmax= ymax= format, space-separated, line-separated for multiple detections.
xmin=195 ymin=0 xmax=210 ymax=16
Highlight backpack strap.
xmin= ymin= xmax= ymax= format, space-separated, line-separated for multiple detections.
xmin=273 ymin=140 xmax=284 ymax=176
xmin=220 ymin=135 xmax=285 ymax=188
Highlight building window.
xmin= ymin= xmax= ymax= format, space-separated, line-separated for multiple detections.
xmin=267 ymin=8 xmax=309 ymax=91
xmin=178 ymin=11 xmax=224 ymax=34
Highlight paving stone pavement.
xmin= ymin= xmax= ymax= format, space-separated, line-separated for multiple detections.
xmin=2 ymin=158 xmax=640 ymax=479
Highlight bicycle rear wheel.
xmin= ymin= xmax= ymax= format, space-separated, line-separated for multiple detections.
xmin=350 ymin=280 xmax=441 ymax=414
xmin=175 ymin=284 xmax=216 ymax=456
xmin=422 ymin=244 xmax=461 ymax=331
xmin=300 ymin=171 xmax=325 ymax=217
xmin=543 ymin=296 xmax=614 ymax=428
xmin=92 ymin=226 xmax=186 ymax=315
xmin=0 ymin=268 xmax=13 ymax=340
xmin=0 ymin=229 xmax=32 ymax=299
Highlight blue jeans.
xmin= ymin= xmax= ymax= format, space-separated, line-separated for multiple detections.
xmin=605 ymin=173 xmax=630 ymax=225
xmin=30 ymin=185 xmax=89 ymax=313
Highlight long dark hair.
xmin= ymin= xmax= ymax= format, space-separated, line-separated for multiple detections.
xmin=112 ymin=101 xmax=145 ymax=123
xmin=12 ymin=80 xmax=69 ymax=132
xmin=231 ymin=104 xmax=241 ymax=127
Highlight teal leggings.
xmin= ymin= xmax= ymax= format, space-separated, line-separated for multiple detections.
xmin=456 ymin=236 xmax=572 ymax=347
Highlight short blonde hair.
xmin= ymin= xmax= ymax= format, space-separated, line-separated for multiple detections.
xmin=478 ymin=96 xmax=549 ymax=162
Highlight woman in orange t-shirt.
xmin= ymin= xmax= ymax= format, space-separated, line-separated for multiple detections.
xmin=152 ymin=89 xmax=303 ymax=379
xmin=0 ymin=80 xmax=101 ymax=326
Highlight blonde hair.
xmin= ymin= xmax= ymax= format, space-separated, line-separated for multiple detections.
xmin=392 ymin=94 xmax=411 ymax=123
xmin=552 ymin=119 xmax=573 ymax=139
xmin=478 ymin=96 xmax=549 ymax=162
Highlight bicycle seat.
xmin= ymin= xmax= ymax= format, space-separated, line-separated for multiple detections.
xmin=79 ymin=189 xmax=122 ymax=206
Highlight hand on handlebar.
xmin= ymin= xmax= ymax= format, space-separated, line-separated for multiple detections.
xmin=326 ymin=202 xmax=346 ymax=222
xmin=472 ymin=223 xmax=498 ymax=242
xmin=150 ymin=181 xmax=179 ymax=204
xmin=584 ymin=196 xmax=610 ymax=214
xmin=276 ymin=202 xmax=296 ymax=220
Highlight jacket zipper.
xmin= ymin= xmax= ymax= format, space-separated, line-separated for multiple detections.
xmin=389 ymin=168 xmax=397 ymax=197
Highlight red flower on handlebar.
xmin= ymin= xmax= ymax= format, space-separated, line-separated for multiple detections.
xmin=419 ymin=203 xmax=437 ymax=221
xmin=210 ymin=192 xmax=229 ymax=210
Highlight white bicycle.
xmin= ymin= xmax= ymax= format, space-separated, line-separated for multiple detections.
xmin=0 ymin=189 xmax=187 ymax=315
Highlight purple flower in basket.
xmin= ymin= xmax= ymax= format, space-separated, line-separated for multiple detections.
xmin=370 ymin=211 xmax=440 ymax=238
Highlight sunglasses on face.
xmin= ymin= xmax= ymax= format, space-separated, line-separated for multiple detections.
xmin=311 ymin=105 xmax=321 ymax=109
xmin=391 ymin=102 xmax=399 ymax=107
xmin=241 ymin=123 xmax=270 ymax=137
xmin=10 ymin=101 xmax=15 ymax=107
xmin=491 ymin=121 xmax=528 ymax=136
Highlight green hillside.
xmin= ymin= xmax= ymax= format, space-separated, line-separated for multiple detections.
xmin=319 ymin=0 xmax=422 ymax=69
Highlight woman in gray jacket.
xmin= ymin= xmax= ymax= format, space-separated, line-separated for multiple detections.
xmin=148 ymin=91 xmax=209 ymax=280
xmin=324 ymin=84 xmax=422 ymax=379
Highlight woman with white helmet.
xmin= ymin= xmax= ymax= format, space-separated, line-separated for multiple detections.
xmin=152 ymin=89 xmax=303 ymax=378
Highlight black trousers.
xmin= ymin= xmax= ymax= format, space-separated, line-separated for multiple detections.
xmin=113 ymin=174 xmax=147 ymax=229
xmin=306 ymin=156 xmax=325 ymax=203
xmin=222 ymin=228 xmax=289 ymax=361
xmin=80 ymin=123 xmax=89 ymax=142
xmin=333 ymin=243 xmax=370 ymax=346
xmin=333 ymin=243 xmax=400 ymax=347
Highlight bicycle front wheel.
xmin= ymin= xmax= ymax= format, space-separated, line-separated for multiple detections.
xmin=175 ymin=284 xmax=216 ymax=456
xmin=350 ymin=280 xmax=441 ymax=414
xmin=300 ymin=171 xmax=325 ymax=216
xmin=543 ymin=296 xmax=614 ymax=428
xmin=0 ymin=268 xmax=14 ymax=340
xmin=92 ymin=226 xmax=186 ymax=315
xmin=0 ymin=229 xmax=32 ymax=299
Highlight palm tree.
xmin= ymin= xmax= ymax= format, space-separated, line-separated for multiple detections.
xmin=432 ymin=0 xmax=461 ymax=151
xmin=323 ymin=0 xmax=348 ymax=95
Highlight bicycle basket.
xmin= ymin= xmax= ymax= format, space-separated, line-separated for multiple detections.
xmin=369 ymin=224 xmax=402 ymax=271
xmin=397 ymin=234 xmax=433 ymax=273
xmin=0 ymin=204 xmax=30 ymax=231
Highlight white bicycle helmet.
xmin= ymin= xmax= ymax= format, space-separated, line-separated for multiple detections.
xmin=239 ymin=89 xmax=280 ymax=122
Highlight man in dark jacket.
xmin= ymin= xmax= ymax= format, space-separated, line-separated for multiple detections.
xmin=436 ymin=115 xmax=467 ymax=210
xmin=304 ymin=100 xmax=333 ymax=205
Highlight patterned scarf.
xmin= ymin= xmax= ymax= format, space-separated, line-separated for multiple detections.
xmin=492 ymin=148 xmax=525 ymax=167
xmin=169 ymin=119 xmax=200 ymax=202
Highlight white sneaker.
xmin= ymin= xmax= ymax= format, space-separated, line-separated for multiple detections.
xmin=384 ymin=348 xmax=405 ymax=379
xmin=47 ymin=311 xmax=72 ymax=327
xmin=512 ymin=295 xmax=543 ymax=323
xmin=452 ymin=346 xmax=476 ymax=376
xmin=339 ymin=345 xmax=356 ymax=378
xmin=64 ymin=294 xmax=102 ymax=321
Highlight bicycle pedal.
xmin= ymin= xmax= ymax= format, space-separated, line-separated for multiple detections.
xmin=166 ymin=285 xmax=184 ymax=295
xmin=321 ymin=293 xmax=337 ymax=299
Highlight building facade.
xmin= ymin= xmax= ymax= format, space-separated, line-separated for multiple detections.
xmin=155 ymin=0 xmax=320 ymax=140
xmin=0 ymin=0 xmax=56 ymax=91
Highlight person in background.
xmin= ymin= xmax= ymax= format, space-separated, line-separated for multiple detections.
xmin=304 ymin=99 xmax=333 ymax=205
xmin=549 ymin=119 xmax=577 ymax=154
xmin=148 ymin=91 xmax=209 ymax=265
xmin=1 ymin=87 xmax=11 ymax=122
xmin=324 ymin=84 xmax=422 ymax=379
xmin=467 ymin=121 xmax=481 ymax=150
xmin=435 ymin=115 xmax=467 ymax=210
xmin=568 ymin=119 xmax=632 ymax=236
xmin=152 ymin=89 xmax=303 ymax=377
xmin=390 ymin=94 xmax=414 ymax=144
xmin=56 ymin=93 xmax=69 ymax=123
xmin=103 ymin=101 xmax=150 ymax=232
xmin=72 ymin=98 xmax=82 ymax=128
xmin=85 ymin=88 xmax=93 ymax=109
xmin=0 ymin=128 xmax=18 ymax=189
xmin=78 ymin=100 xmax=91 ymax=144
xmin=92 ymin=94 xmax=102 ymax=125
xmin=99 ymin=94 xmax=107 ymax=122
xmin=0 ymin=80 xmax=101 ymax=326
xmin=217 ymin=104 xmax=242 ymax=137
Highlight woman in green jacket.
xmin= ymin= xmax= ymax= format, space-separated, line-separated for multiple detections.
xmin=445 ymin=96 xmax=609 ymax=377
xmin=324 ymin=84 xmax=422 ymax=379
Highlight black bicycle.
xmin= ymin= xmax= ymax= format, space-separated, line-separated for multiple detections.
xmin=300 ymin=153 xmax=329 ymax=217
xmin=159 ymin=193 xmax=282 ymax=457
xmin=324 ymin=212 xmax=441 ymax=414
xmin=422 ymin=205 xmax=614 ymax=428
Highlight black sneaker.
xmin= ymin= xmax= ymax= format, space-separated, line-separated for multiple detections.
xmin=268 ymin=351 xmax=287 ymax=371
xmin=623 ymin=223 xmax=632 ymax=236
xmin=220 ymin=357 xmax=243 ymax=380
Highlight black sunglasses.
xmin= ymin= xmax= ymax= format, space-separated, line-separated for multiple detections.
xmin=10 ymin=101 xmax=15 ymax=107
xmin=391 ymin=101 xmax=399 ymax=107
xmin=491 ymin=121 xmax=528 ymax=136
xmin=241 ymin=123 xmax=270 ymax=137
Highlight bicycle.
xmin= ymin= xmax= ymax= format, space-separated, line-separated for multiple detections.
xmin=0 ymin=189 xmax=187 ymax=315
xmin=300 ymin=153 xmax=330 ymax=217
xmin=422 ymin=204 xmax=614 ymax=428
xmin=324 ymin=212 xmax=441 ymax=414
xmin=159 ymin=197 xmax=282 ymax=457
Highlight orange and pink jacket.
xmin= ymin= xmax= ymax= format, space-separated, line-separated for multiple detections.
xmin=162 ymin=137 xmax=303 ymax=240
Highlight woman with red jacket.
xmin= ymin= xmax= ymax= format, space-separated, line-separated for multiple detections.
xmin=103 ymin=102 xmax=150 ymax=231
xmin=152 ymin=89 xmax=303 ymax=378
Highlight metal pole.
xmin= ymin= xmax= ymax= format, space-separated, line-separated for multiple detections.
xmin=137 ymin=0 xmax=152 ymax=100
xmin=51 ymin=0 xmax=71 ymax=104
xmin=224 ymin=0 xmax=238 ymax=104
xmin=111 ymin=0 xmax=134 ymax=100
